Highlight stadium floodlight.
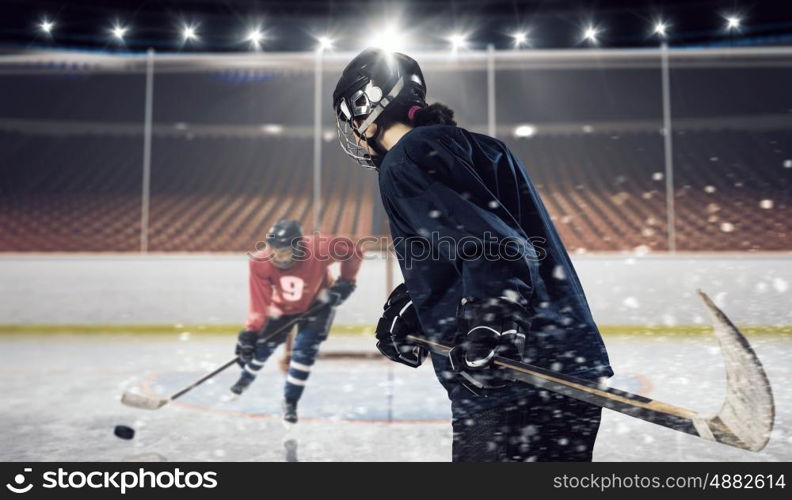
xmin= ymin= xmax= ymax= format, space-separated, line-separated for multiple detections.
xmin=182 ymin=24 xmax=198 ymax=42
xmin=317 ymin=36 xmax=334 ymax=51
xmin=514 ymin=124 xmax=536 ymax=138
xmin=247 ymin=28 xmax=264 ymax=43
xmin=39 ymin=19 xmax=54 ymax=34
xmin=365 ymin=24 xmax=408 ymax=52
xmin=582 ymin=25 xmax=599 ymax=44
xmin=260 ymin=124 xmax=284 ymax=135
xmin=111 ymin=23 xmax=128 ymax=42
xmin=246 ymin=27 xmax=265 ymax=49
xmin=512 ymin=31 xmax=528 ymax=48
xmin=725 ymin=15 xmax=742 ymax=30
xmin=448 ymin=32 xmax=468 ymax=52
xmin=653 ymin=21 xmax=669 ymax=37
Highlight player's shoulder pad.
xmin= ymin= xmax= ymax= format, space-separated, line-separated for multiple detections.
xmin=247 ymin=250 xmax=273 ymax=277
xmin=248 ymin=249 xmax=269 ymax=262
xmin=381 ymin=125 xmax=467 ymax=196
xmin=397 ymin=124 xmax=461 ymax=156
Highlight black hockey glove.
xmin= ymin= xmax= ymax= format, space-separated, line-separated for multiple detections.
xmin=235 ymin=329 xmax=258 ymax=367
xmin=375 ymin=284 xmax=428 ymax=368
xmin=448 ymin=297 xmax=529 ymax=395
xmin=324 ymin=278 xmax=356 ymax=307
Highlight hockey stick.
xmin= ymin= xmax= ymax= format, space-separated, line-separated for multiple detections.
xmin=121 ymin=302 xmax=330 ymax=410
xmin=407 ymin=290 xmax=774 ymax=452
xmin=121 ymin=358 xmax=240 ymax=410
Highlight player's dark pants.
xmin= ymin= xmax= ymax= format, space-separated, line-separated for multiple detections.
xmin=239 ymin=306 xmax=335 ymax=403
xmin=451 ymin=388 xmax=602 ymax=462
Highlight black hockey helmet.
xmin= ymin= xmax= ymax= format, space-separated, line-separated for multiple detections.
xmin=332 ymin=48 xmax=426 ymax=170
xmin=265 ymin=219 xmax=303 ymax=250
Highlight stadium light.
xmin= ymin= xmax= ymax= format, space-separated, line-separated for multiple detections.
xmin=653 ymin=21 xmax=669 ymax=38
xmin=111 ymin=23 xmax=128 ymax=42
xmin=260 ymin=124 xmax=284 ymax=135
xmin=182 ymin=24 xmax=199 ymax=42
xmin=39 ymin=19 xmax=55 ymax=35
xmin=512 ymin=31 xmax=528 ymax=48
xmin=246 ymin=27 xmax=265 ymax=49
xmin=725 ymin=15 xmax=742 ymax=30
xmin=317 ymin=36 xmax=334 ymax=51
xmin=448 ymin=32 xmax=468 ymax=52
xmin=365 ymin=24 xmax=408 ymax=52
xmin=514 ymin=124 xmax=536 ymax=138
xmin=582 ymin=25 xmax=599 ymax=44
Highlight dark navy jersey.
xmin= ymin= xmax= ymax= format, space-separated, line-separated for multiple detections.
xmin=378 ymin=124 xmax=613 ymax=411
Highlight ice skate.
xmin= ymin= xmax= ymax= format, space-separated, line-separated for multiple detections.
xmin=282 ymin=399 xmax=298 ymax=426
xmin=230 ymin=375 xmax=254 ymax=396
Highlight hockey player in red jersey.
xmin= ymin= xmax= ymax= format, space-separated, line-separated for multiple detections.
xmin=231 ymin=219 xmax=363 ymax=424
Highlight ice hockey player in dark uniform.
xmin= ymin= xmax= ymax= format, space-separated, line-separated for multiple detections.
xmin=231 ymin=219 xmax=362 ymax=424
xmin=333 ymin=49 xmax=613 ymax=461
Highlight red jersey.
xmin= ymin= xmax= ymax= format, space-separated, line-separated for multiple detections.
xmin=245 ymin=235 xmax=363 ymax=331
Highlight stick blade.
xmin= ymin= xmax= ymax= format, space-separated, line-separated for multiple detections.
xmin=121 ymin=391 xmax=169 ymax=410
xmin=698 ymin=290 xmax=775 ymax=452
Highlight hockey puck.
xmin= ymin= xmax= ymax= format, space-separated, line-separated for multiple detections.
xmin=114 ymin=425 xmax=135 ymax=440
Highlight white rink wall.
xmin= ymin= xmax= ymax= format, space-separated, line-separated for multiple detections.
xmin=0 ymin=253 xmax=790 ymax=326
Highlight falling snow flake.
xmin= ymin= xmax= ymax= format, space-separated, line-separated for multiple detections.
xmin=622 ymin=297 xmax=640 ymax=309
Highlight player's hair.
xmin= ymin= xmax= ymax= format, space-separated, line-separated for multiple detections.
xmin=378 ymin=88 xmax=457 ymax=129
xmin=412 ymin=103 xmax=457 ymax=126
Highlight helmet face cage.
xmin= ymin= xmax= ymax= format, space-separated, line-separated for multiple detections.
xmin=336 ymin=113 xmax=379 ymax=170
xmin=334 ymin=76 xmax=405 ymax=170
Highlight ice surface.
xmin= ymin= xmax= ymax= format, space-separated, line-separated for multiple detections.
xmin=0 ymin=332 xmax=790 ymax=461
xmin=3 ymin=254 xmax=791 ymax=325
